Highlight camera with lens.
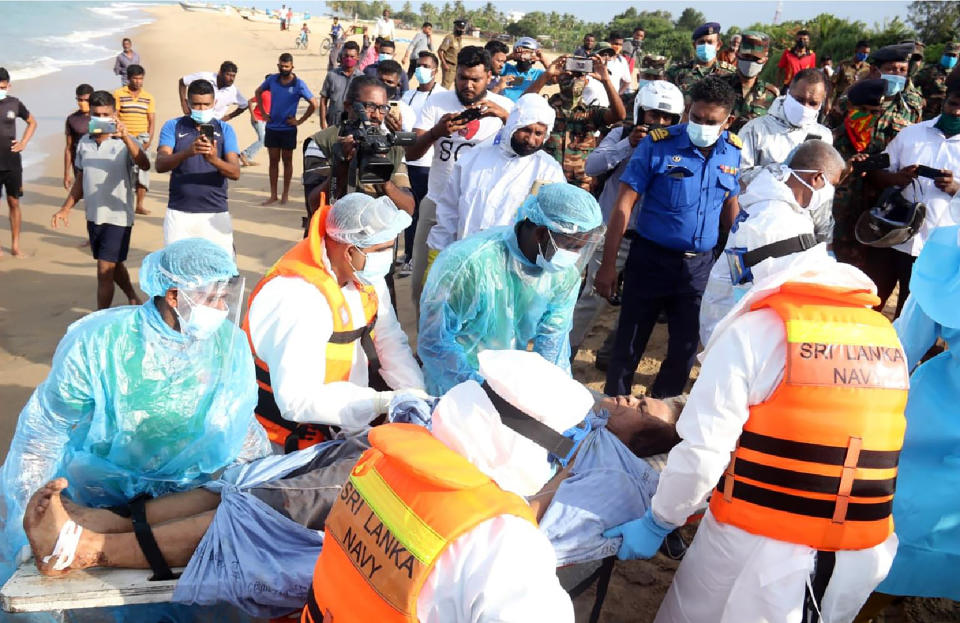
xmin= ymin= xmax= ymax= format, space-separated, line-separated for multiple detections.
xmin=340 ymin=102 xmax=416 ymax=184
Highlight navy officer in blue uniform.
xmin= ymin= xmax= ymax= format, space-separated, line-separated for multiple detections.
xmin=595 ymin=76 xmax=741 ymax=398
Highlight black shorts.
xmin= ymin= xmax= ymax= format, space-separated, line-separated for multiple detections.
xmin=0 ymin=168 xmax=23 ymax=198
xmin=87 ymin=221 xmax=132 ymax=263
xmin=264 ymin=128 xmax=297 ymax=151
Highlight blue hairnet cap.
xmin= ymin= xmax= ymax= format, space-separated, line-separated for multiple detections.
xmin=910 ymin=224 xmax=960 ymax=329
xmin=326 ymin=193 xmax=412 ymax=248
xmin=516 ymin=183 xmax=602 ymax=234
xmin=140 ymin=238 xmax=239 ymax=297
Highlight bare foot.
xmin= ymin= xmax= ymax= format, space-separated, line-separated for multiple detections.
xmin=279 ymin=194 xmax=289 ymax=205
xmin=244 ymin=159 xmax=259 ymax=167
xmin=77 ymin=239 xmax=90 ymax=249
xmin=11 ymin=248 xmax=30 ymax=259
xmin=261 ymin=196 xmax=279 ymax=206
xmin=128 ymin=295 xmax=143 ymax=306
xmin=61 ymin=496 xmax=131 ymax=534
xmin=135 ymin=206 xmax=151 ymax=215
xmin=238 ymin=154 xmax=251 ymax=167
xmin=24 ymin=479 xmax=77 ymax=576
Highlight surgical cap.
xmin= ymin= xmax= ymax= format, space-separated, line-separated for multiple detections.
xmin=140 ymin=238 xmax=238 ymax=297
xmin=516 ymin=182 xmax=602 ymax=234
xmin=325 ymin=193 xmax=412 ymax=248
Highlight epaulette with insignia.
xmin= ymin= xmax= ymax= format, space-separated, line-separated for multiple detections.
xmin=650 ymin=128 xmax=670 ymax=142
xmin=727 ymin=132 xmax=743 ymax=149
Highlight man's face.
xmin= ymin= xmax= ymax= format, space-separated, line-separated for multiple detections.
xmin=878 ymin=61 xmax=908 ymax=76
xmin=796 ymin=34 xmax=810 ymax=49
xmin=90 ymin=104 xmax=114 ymax=120
xmin=189 ymin=93 xmax=215 ymax=111
xmin=695 ymin=33 xmax=720 ymax=48
xmin=510 ymin=122 xmax=548 ymax=156
xmin=455 ymin=63 xmax=490 ymax=105
xmin=943 ymin=93 xmax=960 ymax=117
xmin=730 ymin=36 xmax=741 ymax=52
xmin=0 ymin=80 xmax=8 ymax=92
xmin=610 ymin=38 xmax=624 ymax=55
xmin=642 ymin=108 xmax=676 ymax=127
xmin=417 ymin=56 xmax=437 ymax=72
xmin=584 ymin=36 xmax=595 ymax=50
xmin=424 ymin=26 xmax=432 ymax=36
xmin=349 ymin=85 xmax=388 ymax=124
xmin=789 ymin=78 xmax=826 ymax=109
xmin=634 ymin=29 xmax=645 ymax=42
xmin=122 ymin=39 xmax=132 ymax=52
xmin=341 ymin=48 xmax=359 ymax=66
xmin=128 ymin=74 xmax=144 ymax=90
xmin=277 ymin=60 xmax=294 ymax=76
xmin=378 ymin=72 xmax=401 ymax=98
xmin=383 ymin=10 xmax=390 ymax=18
xmin=76 ymin=91 xmax=90 ymax=110
xmin=640 ymin=71 xmax=663 ymax=82
xmin=380 ymin=44 xmax=395 ymax=58
xmin=490 ymin=51 xmax=507 ymax=74
xmin=857 ymin=45 xmax=870 ymax=57
xmin=738 ymin=49 xmax=768 ymax=66
xmin=689 ymin=100 xmax=733 ymax=129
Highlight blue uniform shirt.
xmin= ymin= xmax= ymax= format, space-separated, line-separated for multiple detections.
xmin=621 ymin=124 xmax=741 ymax=252
xmin=158 ymin=117 xmax=238 ymax=213
xmin=500 ymin=63 xmax=545 ymax=102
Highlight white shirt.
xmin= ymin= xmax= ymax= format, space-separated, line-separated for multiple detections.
xmin=885 ymin=117 xmax=960 ymax=256
xmin=581 ymin=76 xmax=610 ymax=107
xmin=414 ymin=89 xmax=515 ymax=201
xmin=246 ymin=259 xmax=424 ymax=433
xmin=402 ymin=84 xmax=447 ymax=167
xmin=606 ymin=55 xmax=632 ymax=93
xmin=375 ymin=17 xmax=395 ymax=40
xmin=182 ymin=71 xmax=247 ymax=120
xmin=427 ymin=141 xmax=564 ymax=252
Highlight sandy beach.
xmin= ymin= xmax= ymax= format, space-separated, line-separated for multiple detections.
xmin=0 ymin=5 xmax=703 ymax=621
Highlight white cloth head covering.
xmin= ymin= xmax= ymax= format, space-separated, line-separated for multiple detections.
xmin=431 ymin=350 xmax=593 ymax=497
xmin=497 ymin=93 xmax=556 ymax=157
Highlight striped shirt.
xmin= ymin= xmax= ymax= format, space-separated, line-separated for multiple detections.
xmin=113 ymin=86 xmax=155 ymax=136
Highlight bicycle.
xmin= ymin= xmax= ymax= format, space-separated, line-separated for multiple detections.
xmin=295 ymin=31 xmax=309 ymax=49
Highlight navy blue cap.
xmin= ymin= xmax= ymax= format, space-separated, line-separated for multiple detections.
xmin=870 ymin=43 xmax=912 ymax=65
xmin=692 ymin=22 xmax=721 ymax=40
xmin=847 ymin=79 xmax=886 ymax=106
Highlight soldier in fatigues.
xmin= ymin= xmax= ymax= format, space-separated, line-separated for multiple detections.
xmin=722 ymin=30 xmax=779 ymax=132
xmin=915 ymin=42 xmax=960 ymax=120
xmin=667 ymin=22 xmax=735 ymax=97
xmin=829 ymin=39 xmax=872 ymax=112
xmin=637 ymin=54 xmax=670 ymax=88
xmin=527 ymin=53 xmax=627 ymax=193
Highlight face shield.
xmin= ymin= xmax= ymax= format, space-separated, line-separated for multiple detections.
xmin=163 ymin=271 xmax=245 ymax=341
xmin=534 ymin=224 xmax=607 ymax=275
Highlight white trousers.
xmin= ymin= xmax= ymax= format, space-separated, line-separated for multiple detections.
xmin=163 ymin=208 xmax=235 ymax=257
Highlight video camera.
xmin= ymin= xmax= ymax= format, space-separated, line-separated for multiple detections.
xmin=340 ymin=102 xmax=416 ymax=184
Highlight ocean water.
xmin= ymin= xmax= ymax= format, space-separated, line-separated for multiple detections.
xmin=0 ymin=2 xmax=156 ymax=83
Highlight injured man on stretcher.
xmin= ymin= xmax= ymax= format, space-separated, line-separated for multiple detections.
xmin=18 ymin=352 xmax=685 ymax=619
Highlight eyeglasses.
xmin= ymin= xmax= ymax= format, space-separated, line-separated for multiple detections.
xmin=357 ymin=101 xmax=391 ymax=114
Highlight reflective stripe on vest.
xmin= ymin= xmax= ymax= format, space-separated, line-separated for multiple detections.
xmin=241 ymin=199 xmax=379 ymax=449
xmin=709 ymin=282 xmax=908 ymax=552
xmin=302 ymin=424 xmax=537 ymax=623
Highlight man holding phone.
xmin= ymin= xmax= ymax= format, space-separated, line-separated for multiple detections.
xmin=499 ymin=37 xmax=546 ymax=102
xmin=51 ymin=90 xmax=148 ymax=309
xmin=155 ymin=79 xmax=241 ymax=255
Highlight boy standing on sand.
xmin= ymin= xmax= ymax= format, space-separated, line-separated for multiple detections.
xmin=0 ymin=67 xmax=37 ymax=258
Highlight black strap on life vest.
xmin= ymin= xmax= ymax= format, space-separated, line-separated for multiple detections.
xmin=742 ymin=233 xmax=818 ymax=268
xmin=803 ymin=550 xmax=836 ymax=623
xmin=255 ymin=364 xmax=333 ymax=453
xmin=480 ymin=382 xmax=574 ymax=457
xmin=128 ymin=495 xmax=181 ymax=581
xmin=304 ymin=587 xmax=325 ymax=623
xmin=739 ymin=431 xmax=900 ymax=470
xmin=717 ymin=475 xmax=892 ymax=521
xmin=732 ymin=457 xmax=896 ymax=498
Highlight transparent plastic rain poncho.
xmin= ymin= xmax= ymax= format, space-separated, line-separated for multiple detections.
xmin=0 ymin=239 xmax=269 ymax=584
xmin=418 ymin=184 xmax=605 ymax=396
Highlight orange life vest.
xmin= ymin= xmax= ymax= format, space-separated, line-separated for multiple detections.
xmin=710 ymin=282 xmax=909 ymax=552
xmin=301 ymin=424 xmax=537 ymax=623
xmin=242 ymin=199 xmax=379 ymax=452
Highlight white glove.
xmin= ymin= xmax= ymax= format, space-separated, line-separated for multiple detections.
xmin=397 ymin=388 xmax=434 ymax=402
xmin=373 ymin=391 xmax=396 ymax=415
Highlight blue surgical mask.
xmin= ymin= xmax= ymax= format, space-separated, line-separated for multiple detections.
xmin=414 ymin=66 xmax=434 ymax=85
xmin=190 ymin=108 xmax=215 ymax=124
xmin=636 ymin=78 xmax=649 ymax=92
xmin=941 ymin=55 xmax=958 ymax=70
xmin=0 ymin=90 xmax=6 ymax=101
xmin=535 ymin=231 xmax=580 ymax=272
xmin=695 ymin=43 xmax=716 ymax=63
xmin=686 ymin=121 xmax=723 ymax=148
xmin=880 ymin=73 xmax=906 ymax=97
xmin=854 ymin=52 xmax=868 ymax=63
xmin=379 ymin=53 xmax=393 ymax=62
xmin=354 ymin=248 xmax=393 ymax=283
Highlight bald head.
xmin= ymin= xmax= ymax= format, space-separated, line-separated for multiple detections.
xmin=789 ymin=140 xmax=845 ymax=183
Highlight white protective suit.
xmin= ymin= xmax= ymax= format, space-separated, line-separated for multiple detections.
xmin=426 ymin=93 xmax=564 ymax=252
xmin=698 ymin=166 xmax=816 ymax=345
xmin=246 ymin=248 xmax=425 ymax=433
xmin=652 ymin=248 xmax=899 ymax=623
xmin=739 ymin=97 xmax=834 ymax=241
xmin=416 ymin=350 xmax=587 ymax=622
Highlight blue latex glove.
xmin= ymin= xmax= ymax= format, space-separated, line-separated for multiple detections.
xmin=602 ymin=509 xmax=675 ymax=560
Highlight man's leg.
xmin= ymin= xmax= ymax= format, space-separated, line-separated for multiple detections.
xmin=281 ymin=148 xmax=294 ymax=204
xmin=862 ymin=246 xmax=897 ymax=312
xmin=135 ymin=185 xmax=148 ymax=215
xmin=263 ymin=146 xmax=281 ymax=205
xmin=404 ymin=165 xmax=430 ymax=265
xmin=892 ymin=250 xmax=917 ymax=319
xmin=410 ymin=195 xmax=438 ymax=319
xmin=96 ymin=260 xmax=118 ymax=310
xmin=8 ymin=194 xmax=24 ymax=258
xmin=113 ymin=261 xmax=142 ymax=305
xmin=650 ymin=292 xmax=702 ymax=398
xmin=61 ymin=487 xmax=221 ymax=534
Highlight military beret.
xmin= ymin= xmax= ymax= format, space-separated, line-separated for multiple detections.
xmin=870 ymin=43 xmax=913 ymax=65
xmin=945 ymin=42 xmax=960 ymax=56
xmin=692 ymin=22 xmax=721 ymax=40
xmin=640 ymin=54 xmax=669 ymax=75
xmin=847 ymin=79 xmax=886 ymax=107
xmin=740 ymin=30 xmax=770 ymax=55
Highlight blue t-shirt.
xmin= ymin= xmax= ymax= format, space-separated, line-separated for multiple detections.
xmin=621 ymin=124 xmax=741 ymax=252
xmin=158 ymin=117 xmax=239 ymax=213
xmin=500 ymin=63 xmax=545 ymax=102
xmin=258 ymin=74 xmax=315 ymax=132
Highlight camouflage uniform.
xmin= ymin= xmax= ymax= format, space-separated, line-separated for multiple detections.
xmin=914 ymin=63 xmax=951 ymax=120
xmin=723 ymin=72 xmax=779 ymax=132
xmin=544 ymin=93 xmax=609 ymax=192
xmin=666 ymin=60 xmax=736 ymax=96
xmin=830 ymin=58 xmax=871 ymax=104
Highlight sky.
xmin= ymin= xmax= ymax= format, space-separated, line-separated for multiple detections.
xmin=398 ymin=0 xmax=914 ymax=30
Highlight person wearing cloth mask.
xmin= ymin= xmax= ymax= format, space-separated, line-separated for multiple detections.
xmin=0 ymin=238 xmax=270 ymax=584
xmin=776 ymin=28 xmax=816 ymax=90
xmin=301 ymin=350 xmax=581 ymax=623
xmin=437 ymin=18 xmax=467 ymax=89
xmin=915 ymin=41 xmax=960 ymax=120
xmin=418 ymin=183 xmax=605 ymax=396
xmin=666 ymin=22 xmax=735 ymax=96
xmin=605 ymin=203 xmax=908 ymax=623
xmin=243 ymin=194 xmax=425 ymax=453
xmin=572 ymin=81 xmax=684 ymax=362
xmin=739 ymin=69 xmax=834 ymax=242
xmin=596 ymin=77 xmax=742 ymax=399
xmin=427 ymin=93 xmax=563 ymax=255
xmin=861 ymin=81 xmax=960 ymax=317
xmin=862 ymin=225 xmax=960 ymax=616
xmin=362 ymin=40 xmax=410 ymax=93
xmin=699 ymin=140 xmax=845 ymax=345
xmin=525 ymin=50 xmax=626 ymax=192
xmin=499 ymin=37 xmax=547 ymax=102
xmin=155 ymin=79 xmax=241 ymax=255
xmin=829 ymin=40 xmax=872 ymax=114
xmin=405 ymin=45 xmax=515 ymax=313
xmin=318 ymin=40 xmax=361 ymax=130
xmin=721 ymin=30 xmax=780 ymax=133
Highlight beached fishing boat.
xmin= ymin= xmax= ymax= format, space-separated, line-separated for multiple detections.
xmin=178 ymin=2 xmax=227 ymax=13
